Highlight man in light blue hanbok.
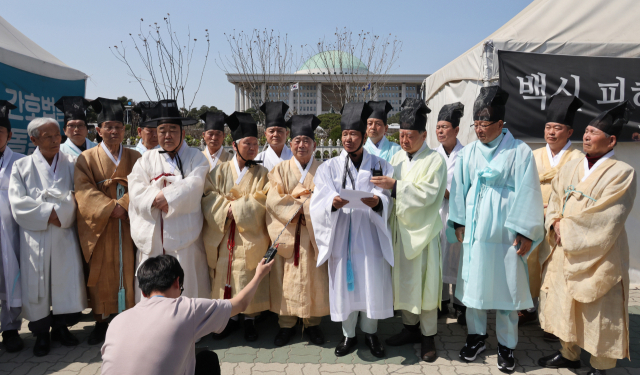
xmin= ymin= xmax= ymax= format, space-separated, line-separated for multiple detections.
xmin=447 ymin=86 xmax=544 ymax=373
xmin=55 ymin=97 xmax=97 ymax=159
xmin=363 ymin=101 xmax=401 ymax=162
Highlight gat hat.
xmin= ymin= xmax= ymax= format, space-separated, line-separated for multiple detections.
xmin=588 ymin=100 xmax=635 ymax=137
xmin=340 ymin=102 xmax=372 ymax=133
xmin=227 ymin=111 xmax=258 ymax=142
xmin=473 ymin=86 xmax=509 ymax=122
xmin=54 ymin=96 xmax=91 ymax=125
xmin=200 ymin=111 xmax=227 ymax=132
xmin=400 ymin=98 xmax=431 ymax=131
xmin=133 ymin=101 xmax=158 ymax=127
xmin=288 ymin=114 xmax=320 ymax=140
xmin=142 ymin=100 xmax=197 ymax=127
xmin=367 ymin=100 xmax=393 ymax=124
xmin=546 ymin=95 xmax=583 ymax=127
xmin=437 ymin=102 xmax=464 ymax=128
xmin=90 ymin=97 xmax=125 ymax=124
xmin=0 ymin=100 xmax=17 ymax=131
xmin=260 ymin=101 xmax=289 ymax=129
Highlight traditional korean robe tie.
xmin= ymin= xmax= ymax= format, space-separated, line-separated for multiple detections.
xmin=540 ymin=152 xmax=636 ymax=364
xmin=128 ymin=143 xmax=211 ymax=301
xmin=266 ymin=158 xmax=329 ymax=324
xmin=9 ymin=149 xmax=87 ymax=322
xmin=75 ymin=144 xmax=140 ymax=317
xmin=202 ymin=158 xmax=271 ymax=314
xmin=364 ymin=136 xmax=401 ymax=163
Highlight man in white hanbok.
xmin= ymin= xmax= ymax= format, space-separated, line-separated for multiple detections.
xmin=310 ymin=102 xmax=394 ymax=358
xmin=9 ymin=117 xmax=87 ymax=357
xmin=200 ymin=111 xmax=232 ymax=171
xmin=56 ymin=96 xmax=97 ymax=158
xmin=0 ymin=101 xmax=25 ymax=353
xmin=133 ymin=101 xmax=160 ymax=155
xmin=128 ymin=100 xmax=211 ymax=301
xmin=433 ymin=103 xmax=465 ymax=323
xmin=363 ymin=100 xmax=401 ymax=162
xmin=255 ymin=102 xmax=292 ymax=171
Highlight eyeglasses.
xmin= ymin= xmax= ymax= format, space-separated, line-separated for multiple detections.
xmin=471 ymin=121 xmax=498 ymax=130
xmin=66 ymin=124 xmax=87 ymax=130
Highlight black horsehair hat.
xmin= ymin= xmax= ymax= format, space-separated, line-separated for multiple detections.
xmin=473 ymin=86 xmax=509 ymax=122
xmin=367 ymin=100 xmax=393 ymax=124
xmin=90 ymin=97 xmax=125 ymax=125
xmin=200 ymin=111 xmax=227 ymax=132
xmin=340 ymin=102 xmax=373 ymax=133
xmin=546 ymin=95 xmax=583 ymax=127
xmin=227 ymin=111 xmax=258 ymax=142
xmin=142 ymin=100 xmax=197 ymax=128
xmin=288 ymin=114 xmax=320 ymax=140
xmin=588 ymin=100 xmax=635 ymax=138
xmin=260 ymin=101 xmax=289 ymax=129
xmin=437 ymin=102 xmax=464 ymax=128
xmin=0 ymin=100 xmax=17 ymax=131
xmin=400 ymin=98 xmax=431 ymax=131
xmin=133 ymin=101 xmax=158 ymax=128
xmin=55 ymin=96 xmax=91 ymax=125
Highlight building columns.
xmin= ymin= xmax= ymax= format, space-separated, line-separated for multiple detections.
xmin=261 ymin=83 xmax=266 ymax=105
xmin=316 ymin=83 xmax=322 ymax=115
xmin=235 ymin=84 xmax=240 ymax=111
xmin=289 ymin=86 xmax=294 ymax=114
xmin=401 ymin=83 xmax=407 ymax=102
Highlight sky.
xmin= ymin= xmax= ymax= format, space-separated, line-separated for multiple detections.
xmin=5 ymin=0 xmax=533 ymax=114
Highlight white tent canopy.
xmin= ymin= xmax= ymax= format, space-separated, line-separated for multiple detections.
xmin=422 ymin=0 xmax=640 ymax=283
xmin=0 ymin=15 xmax=86 ymax=81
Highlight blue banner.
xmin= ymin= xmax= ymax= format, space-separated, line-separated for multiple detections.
xmin=0 ymin=62 xmax=86 ymax=154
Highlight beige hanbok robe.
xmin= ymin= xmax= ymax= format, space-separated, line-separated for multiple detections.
xmin=540 ymin=155 xmax=636 ymax=359
xmin=75 ymin=145 xmax=140 ymax=316
xmin=266 ymin=158 xmax=329 ymax=319
xmin=529 ymin=145 xmax=583 ymax=298
xmin=202 ymin=147 xmax=232 ymax=172
xmin=202 ymin=160 xmax=270 ymax=314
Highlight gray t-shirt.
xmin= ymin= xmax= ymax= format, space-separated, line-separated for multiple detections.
xmin=101 ymin=296 xmax=231 ymax=375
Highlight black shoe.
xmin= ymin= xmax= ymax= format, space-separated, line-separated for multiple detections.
xmin=497 ymin=343 xmax=516 ymax=373
xmin=335 ymin=336 xmax=358 ymax=357
xmin=421 ymin=335 xmax=438 ymax=362
xmin=51 ymin=326 xmax=80 ymax=346
xmin=518 ymin=309 xmax=538 ymax=325
xmin=365 ymin=333 xmax=385 ymax=358
xmin=456 ymin=306 xmax=467 ymax=326
xmin=87 ymin=322 xmax=108 ymax=345
xmin=538 ymin=351 xmax=581 ymax=369
xmin=212 ymin=318 xmax=240 ymax=340
xmin=438 ymin=301 xmax=450 ymax=319
xmin=305 ymin=325 xmax=325 ymax=345
xmin=587 ymin=368 xmax=607 ymax=375
xmin=244 ymin=319 xmax=258 ymax=342
xmin=33 ymin=332 xmax=51 ymax=357
xmin=274 ymin=327 xmax=295 ymax=347
xmin=1 ymin=330 xmax=24 ymax=353
xmin=459 ymin=334 xmax=488 ymax=362
xmin=385 ymin=324 xmax=421 ymax=346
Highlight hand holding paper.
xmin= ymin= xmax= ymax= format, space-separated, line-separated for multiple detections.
xmin=339 ymin=188 xmax=375 ymax=210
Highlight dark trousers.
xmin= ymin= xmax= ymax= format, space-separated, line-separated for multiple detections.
xmin=28 ymin=312 xmax=82 ymax=335
xmin=195 ymin=351 xmax=220 ymax=375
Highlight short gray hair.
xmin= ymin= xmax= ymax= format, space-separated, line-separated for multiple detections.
xmin=27 ymin=117 xmax=59 ymax=138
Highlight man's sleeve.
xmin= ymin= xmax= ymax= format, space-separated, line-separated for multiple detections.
xmin=193 ymin=298 xmax=233 ymax=339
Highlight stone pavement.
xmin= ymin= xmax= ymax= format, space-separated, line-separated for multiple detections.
xmin=1 ymin=288 xmax=639 ymax=375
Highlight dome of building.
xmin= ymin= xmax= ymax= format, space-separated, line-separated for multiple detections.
xmin=296 ymin=51 xmax=369 ymax=75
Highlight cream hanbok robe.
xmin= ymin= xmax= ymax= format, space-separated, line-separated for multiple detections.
xmin=202 ymin=147 xmax=232 ymax=172
xmin=0 ymin=147 xmax=25 ymax=308
xmin=256 ymin=144 xmax=293 ymax=171
xmin=202 ymin=159 xmax=270 ymax=314
xmin=128 ymin=143 xmax=211 ymax=301
xmin=266 ymin=158 xmax=329 ymax=319
xmin=540 ymin=153 xmax=636 ymax=360
xmin=529 ymin=143 xmax=583 ymax=298
xmin=390 ymin=143 xmax=447 ymax=314
xmin=9 ymin=149 xmax=87 ymax=321
xmin=310 ymin=149 xmax=394 ymax=321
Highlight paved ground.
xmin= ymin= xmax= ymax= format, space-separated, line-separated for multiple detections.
xmin=1 ymin=288 xmax=639 ymax=375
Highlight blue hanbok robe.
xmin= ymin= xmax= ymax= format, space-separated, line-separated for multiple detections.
xmin=447 ymin=129 xmax=544 ymax=311
xmin=363 ymin=137 xmax=401 ymax=163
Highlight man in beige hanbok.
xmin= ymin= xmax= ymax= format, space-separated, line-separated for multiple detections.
xmin=200 ymin=111 xmax=232 ymax=171
xmin=266 ymin=115 xmax=329 ymax=347
xmin=202 ymin=112 xmax=270 ymax=342
xmin=538 ymin=101 xmax=637 ymax=375
xmin=522 ymin=96 xmax=584 ymax=331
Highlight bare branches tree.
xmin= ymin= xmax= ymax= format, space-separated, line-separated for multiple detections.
xmin=303 ymin=28 xmax=402 ymax=110
xmin=217 ymin=29 xmax=304 ymax=120
xmin=110 ymin=14 xmax=210 ymax=115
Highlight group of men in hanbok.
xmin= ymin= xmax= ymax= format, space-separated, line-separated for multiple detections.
xmin=0 ymin=84 xmax=635 ymax=375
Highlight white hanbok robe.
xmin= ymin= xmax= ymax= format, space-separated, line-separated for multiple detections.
xmin=9 ymin=149 xmax=87 ymax=321
xmin=135 ymin=139 xmax=160 ymax=155
xmin=59 ymin=137 xmax=97 ymax=158
xmin=128 ymin=143 xmax=211 ymax=301
xmin=0 ymin=147 xmax=25 ymax=308
xmin=435 ymin=139 xmax=463 ymax=285
xmin=255 ymin=144 xmax=293 ymax=171
xmin=310 ymin=149 xmax=394 ymax=321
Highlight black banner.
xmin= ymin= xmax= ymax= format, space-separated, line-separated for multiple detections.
xmin=498 ymin=50 xmax=640 ymax=142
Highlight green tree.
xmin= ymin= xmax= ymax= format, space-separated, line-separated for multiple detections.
xmin=319 ymin=113 xmax=342 ymax=141
xmin=186 ymin=105 xmax=221 ymax=122
xmin=387 ymin=112 xmax=401 ymax=124
xmin=244 ymin=107 xmax=264 ymax=125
